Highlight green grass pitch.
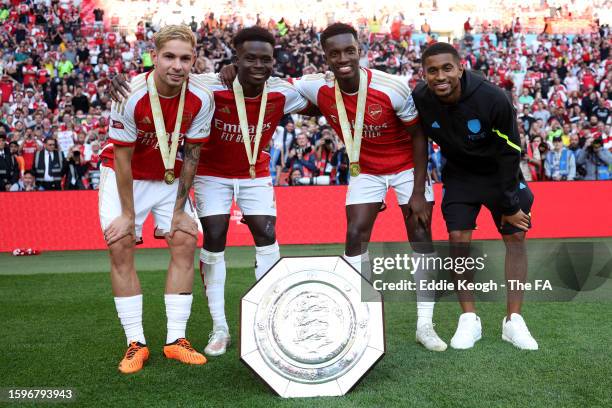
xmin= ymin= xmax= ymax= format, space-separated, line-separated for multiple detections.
xmin=1 ymin=241 xmax=611 ymax=407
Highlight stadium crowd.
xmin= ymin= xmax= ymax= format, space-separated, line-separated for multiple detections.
xmin=0 ymin=0 xmax=610 ymax=192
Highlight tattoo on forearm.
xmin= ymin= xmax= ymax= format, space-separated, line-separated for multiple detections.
xmin=175 ymin=143 xmax=201 ymax=211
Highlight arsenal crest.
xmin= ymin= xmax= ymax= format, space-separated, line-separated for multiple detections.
xmin=367 ymin=104 xmax=382 ymax=120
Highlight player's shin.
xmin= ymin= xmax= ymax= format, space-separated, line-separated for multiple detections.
xmin=200 ymin=248 xmax=228 ymax=330
xmin=343 ymin=251 xmax=372 ymax=281
xmin=413 ymin=251 xmax=438 ymax=328
xmin=115 ymin=294 xmax=146 ymax=345
xmin=255 ymin=241 xmax=280 ymax=281
xmin=165 ymin=293 xmax=193 ymax=344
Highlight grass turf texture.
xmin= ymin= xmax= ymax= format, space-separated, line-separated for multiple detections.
xmin=1 ymin=241 xmax=611 ymax=407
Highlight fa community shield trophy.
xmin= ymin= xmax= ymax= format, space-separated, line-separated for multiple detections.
xmin=240 ymin=256 xmax=385 ymax=398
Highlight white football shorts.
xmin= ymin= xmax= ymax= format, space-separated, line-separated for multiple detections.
xmin=193 ymin=175 xmax=276 ymax=218
xmin=98 ymin=165 xmax=195 ymax=240
xmin=346 ymin=168 xmax=434 ymax=206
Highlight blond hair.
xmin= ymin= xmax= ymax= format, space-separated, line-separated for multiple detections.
xmin=153 ymin=25 xmax=196 ymax=50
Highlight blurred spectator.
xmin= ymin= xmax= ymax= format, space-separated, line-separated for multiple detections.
xmin=285 ymin=133 xmax=317 ymax=177
xmin=63 ymin=146 xmax=88 ymax=190
xmin=0 ymin=134 xmax=18 ymax=191
xmin=9 ymin=141 xmax=25 ymax=177
xmin=545 ymin=136 xmax=576 ymax=180
xmin=33 ymin=138 xmax=65 ymax=190
xmin=314 ymin=127 xmax=336 ymax=179
xmin=10 ymin=170 xmax=37 ymax=192
xmin=272 ymin=120 xmax=297 ymax=184
xmin=576 ymin=138 xmax=612 ymax=180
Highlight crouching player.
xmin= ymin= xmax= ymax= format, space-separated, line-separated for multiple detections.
xmin=99 ymin=25 xmax=214 ymax=373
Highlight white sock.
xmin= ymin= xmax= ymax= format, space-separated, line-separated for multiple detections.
xmin=255 ymin=242 xmax=280 ymax=281
xmin=201 ymin=249 xmax=228 ymax=331
xmin=114 ymin=294 xmax=146 ymax=345
xmin=165 ymin=293 xmax=193 ymax=344
xmin=343 ymin=251 xmax=371 ymax=281
xmin=413 ymin=252 xmax=438 ymax=328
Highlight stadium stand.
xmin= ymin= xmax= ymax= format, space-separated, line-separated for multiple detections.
xmin=0 ymin=0 xmax=610 ymax=192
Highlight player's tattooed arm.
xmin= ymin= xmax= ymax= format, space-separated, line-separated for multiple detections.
xmin=109 ymin=74 xmax=130 ymax=102
xmin=169 ymin=142 xmax=201 ymax=239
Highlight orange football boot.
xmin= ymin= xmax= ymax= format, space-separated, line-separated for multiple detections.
xmin=118 ymin=341 xmax=149 ymax=374
xmin=163 ymin=338 xmax=207 ymax=365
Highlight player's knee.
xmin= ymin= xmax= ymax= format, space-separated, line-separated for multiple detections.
xmin=449 ymin=230 xmax=471 ymax=243
xmin=203 ymin=225 xmax=228 ymax=246
xmin=346 ymin=224 xmax=368 ymax=247
xmin=169 ymin=231 xmax=197 ymax=253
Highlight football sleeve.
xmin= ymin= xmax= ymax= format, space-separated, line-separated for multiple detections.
xmin=282 ymin=83 xmax=309 ymax=114
xmin=185 ymin=88 xmax=214 ymax=142
xmin=108 ymin=98 xmax=137 ymax=146
xmin=290 ymin=74 xmax=326 ymax=106
xmin=395 ymin=82 xmax=419 ymax=126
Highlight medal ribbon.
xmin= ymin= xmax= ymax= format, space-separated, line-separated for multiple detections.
xmin=334 ymin=68 xmax=368 ymax=165
xmin=146 ymin=72 xmax=186 ymax=175
xmin=233 ymin=76 xmax=268 ymax=176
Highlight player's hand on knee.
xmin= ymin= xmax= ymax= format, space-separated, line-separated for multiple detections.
xmin=501 ymin=210 xmax=530 ymax=231
xmin=407 ymin=193 xmax=430 ymax=227
xmin=104 ymin=214 xmax=135 ymax=246
xmin=169 ymin=211 xmax=199 ymax=239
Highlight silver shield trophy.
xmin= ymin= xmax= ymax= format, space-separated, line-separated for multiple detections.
xmin=240 ymin=256 xmax=385 ymax=398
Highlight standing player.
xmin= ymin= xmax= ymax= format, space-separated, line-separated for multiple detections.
xmin=412 ymin=42 xmax=538 ymax=350
xmin=100 ymin=25 xmax=214 ymax=374
xmin=110 ymin=27 xmax=311 ymax=357
xmin=289 ymin=24 xmax=446 ymax=351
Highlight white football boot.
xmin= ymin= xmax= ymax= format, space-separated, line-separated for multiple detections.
xmin=204 ymin=327 xmax=231 ymax=356
xmin=450 ymin=312 xmax=482 ymax=349
xmin=502 ymin=313 xmax=539 ymax=350
xmin=416 ymin=323 xmax=448 ymax=351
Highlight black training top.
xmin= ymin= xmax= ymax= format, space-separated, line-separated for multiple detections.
xmin=412 ymin=70 xmax=522 ymax=215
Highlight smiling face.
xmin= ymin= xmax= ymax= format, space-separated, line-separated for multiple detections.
xmin=152 ymin=39 xmax=194 ymax=93
xmin=423 ymin=53 xmax=464 ymax=104
xmin=322 ymin=33 xmax=360 ymax=81
xmin=235 ymin=40 xmax=274 ymax=88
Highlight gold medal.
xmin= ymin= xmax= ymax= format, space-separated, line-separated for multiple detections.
xmin=164 ymin=169 xmax=175 ymax=184
xmin=147 ymin=73 xmax=186 ymax=184
xmin=233 ymin=77 xmax=268 ymax=180
xmin=335 ymin=69 xmax=368 ymax=178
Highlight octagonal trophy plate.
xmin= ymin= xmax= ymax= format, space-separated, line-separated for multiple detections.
xmin=240 ymin=256 xmax=385 ymax=398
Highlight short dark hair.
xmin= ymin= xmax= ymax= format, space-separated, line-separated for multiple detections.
xmin=421 ymin=42 xmax=460 ymax=64
xmin=320 ymin=23 xmax=358 ymax=49
xmin=232 ymin=26 xmax=275 ymax=49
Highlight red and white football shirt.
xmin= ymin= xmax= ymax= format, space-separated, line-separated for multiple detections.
xmin=195 ymin=74 xmax=308 ymax=178
xmin=292 ymin=68 xmax=419 ymax=175
xmin=20 ymin=138 xmax=40 ymax=170
xmin=104 ymin=72 xmax=214 ymax=180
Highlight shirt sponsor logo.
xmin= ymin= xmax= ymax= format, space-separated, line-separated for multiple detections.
xmin=111 ymin=120 xmax=124 ymax=129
